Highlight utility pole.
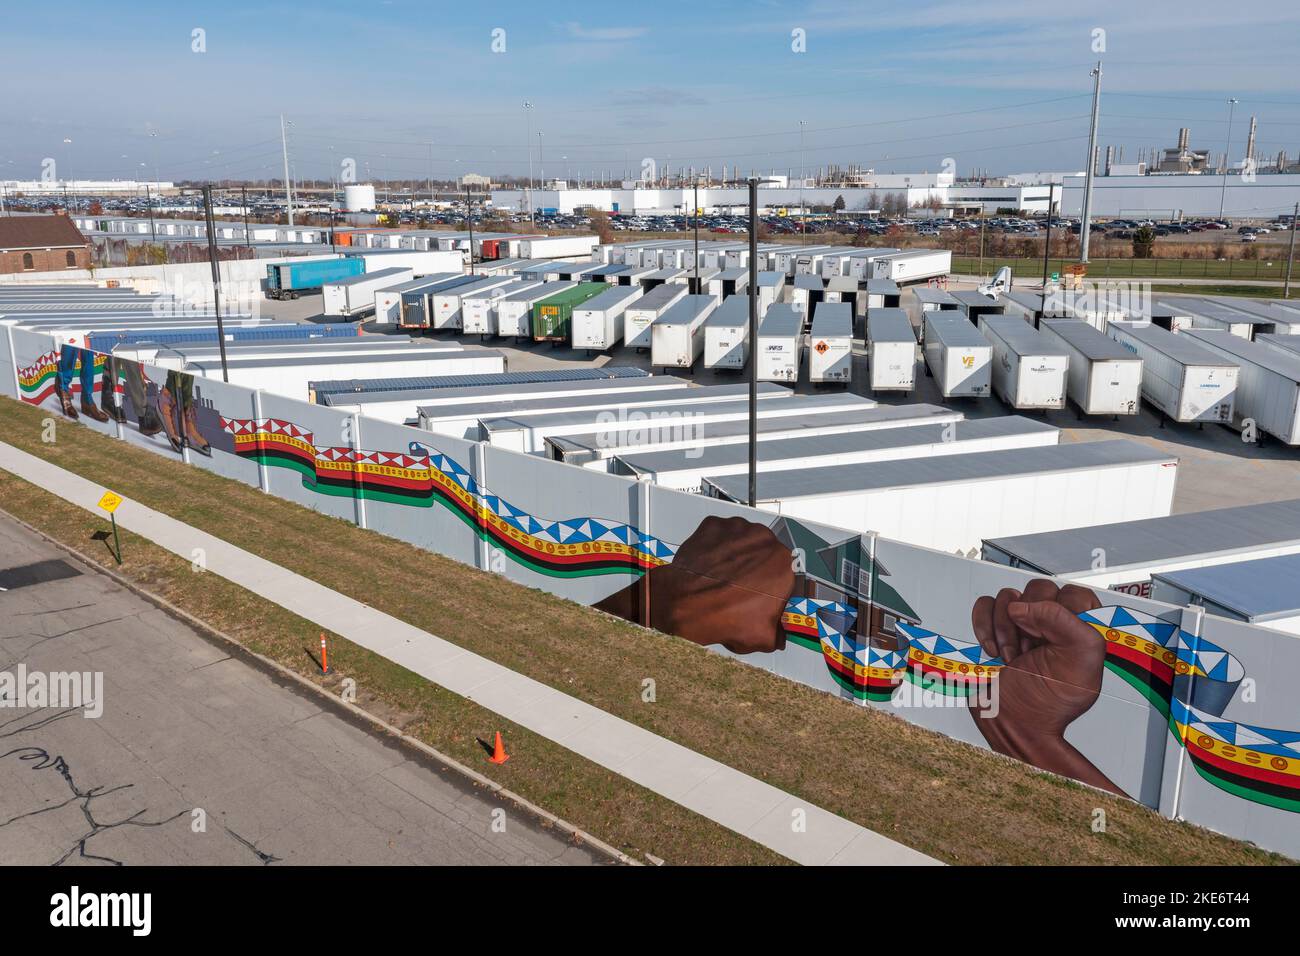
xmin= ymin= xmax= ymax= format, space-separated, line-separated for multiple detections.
xmin=523 ymin=101 xmax=535 ymax=228
xmin=1040 ymin=182 xmax=1056 ymax=314
xmin=799 ymin=120 xmax=807 ymax=246
xmin=1078 ymin=61 xmax=1102 ymax=263
xmin=1219 ymin=98 xmax=1239 ymax=220
xmin=200 ymin=185 xmax=229 ymax=383
xmin=280 ymin=114 xmax=294 ymax=226
xmin=465 ymin=186 xmax=476 ymax=276
xmin=241 ymin=185 xmax=252 ymax=259
xmin=693 ymin=177 xmax=700 ymax=293
xmin=1285 ymin=202 xmax=1299 ymax=299
xmin=747 ymin=177 xmax=759 ymax=508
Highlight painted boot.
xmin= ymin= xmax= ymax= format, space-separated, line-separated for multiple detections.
xmin=183 ymin=404 xmax=211 ymax=456
xmin=157 ymin=387 xmax=184 ymax=453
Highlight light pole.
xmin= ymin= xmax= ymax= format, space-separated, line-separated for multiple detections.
xmin=1284 ymin=202 xmax=1299 ymax=299
xmin=1219 ymin=97 xmax=1239 ymax=220
xmin=799 ymin=120 xmax=807 ymax=245
xmin=1078 ymin=61 xmax=1103 ymax=263
xmin=523 ymin=101 xmax=535 ymax=227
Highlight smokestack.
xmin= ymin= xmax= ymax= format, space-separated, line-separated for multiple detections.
xmin=1104 ymin=145 xmax=1114 ymax=175
xmin=1178 ymin=127 xmax=1190 ymax=152
xmin=1245 ymin=116 xmax=1258 ymax=162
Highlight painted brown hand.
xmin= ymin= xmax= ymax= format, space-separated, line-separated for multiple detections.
xmin=970 ymin=579 xmax=1125 ymax=796
xmin=595 ymin=515 xmax=794 ymax=655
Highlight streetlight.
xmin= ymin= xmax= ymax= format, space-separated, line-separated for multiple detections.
xmin=523 ymin=101 xmax=536 ymax=226
xmin=798 ymin=120 xmax=807 ymax=244
xmin=1219 ymin=97 xmax=1239 ymax=220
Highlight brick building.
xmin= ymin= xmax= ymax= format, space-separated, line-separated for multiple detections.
xmin=0 ymin=215 xmax=91 ymax=275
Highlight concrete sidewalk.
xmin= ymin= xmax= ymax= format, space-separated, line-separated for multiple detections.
xmin=0 ymin=440 xmax=938 ymax=866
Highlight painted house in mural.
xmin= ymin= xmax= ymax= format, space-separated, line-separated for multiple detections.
xmin=772 ymin=517 xmax=921 ymax=701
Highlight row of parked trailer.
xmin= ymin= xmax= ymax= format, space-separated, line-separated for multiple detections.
xmin=594 ymin=238 xmax=951 ymax=283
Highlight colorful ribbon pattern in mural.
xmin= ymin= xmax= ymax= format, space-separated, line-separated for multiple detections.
xmin=217 ymin=416 xmax=1298 ymax=814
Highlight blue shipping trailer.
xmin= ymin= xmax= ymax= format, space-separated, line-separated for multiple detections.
xmin=266 ymin=258 xmax=366 ymax=300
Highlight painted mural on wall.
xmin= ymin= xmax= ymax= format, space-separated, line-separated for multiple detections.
xmin=17 ymin=343 xmax=228 ymax=459
xmin=210 ymin=411 xmax=1299 ymax=817
xmin=3 ymin=327 xmax=1294 ymax=851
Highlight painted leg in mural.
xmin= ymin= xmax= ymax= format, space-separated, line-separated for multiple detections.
xmin=969 ymin=579 xmax=1124 ymax=796
xmin=54 ymin=346 xmax=81 ymax=419
xmin=157 ymin=377 xmax=184 ymax=453
xmin=175 ymin=372 xmax=211 ymax=456
xmin=75 ymin=349 xmax=109 ymax=423
xmin=595 ymin=515 xmax=794 ymax=655
xmin=105 ymin=358 xmax=164 ymax=436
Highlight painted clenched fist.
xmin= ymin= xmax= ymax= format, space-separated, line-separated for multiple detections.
xmin=969 ymin=579 xmax=1124 ymax=796
xmin=596 ymin=515 xmax=795 ymax=655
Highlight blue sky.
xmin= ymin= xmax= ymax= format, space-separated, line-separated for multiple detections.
xmin=3 ymin=0 xmax=1299 ymax=183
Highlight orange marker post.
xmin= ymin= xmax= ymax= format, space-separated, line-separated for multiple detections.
xmin=320 ymin=633 xmax=330 ymax=675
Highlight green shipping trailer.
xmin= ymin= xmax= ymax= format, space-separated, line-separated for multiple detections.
xmin=531 ymin=282 xmax=608 ymax=343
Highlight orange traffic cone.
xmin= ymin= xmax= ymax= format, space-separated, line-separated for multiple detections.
xmin=487 ymin=731 xmax=510 ymax=764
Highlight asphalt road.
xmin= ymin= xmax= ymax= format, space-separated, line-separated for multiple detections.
xmin=0 ymin=513 xmax=605 ymax=866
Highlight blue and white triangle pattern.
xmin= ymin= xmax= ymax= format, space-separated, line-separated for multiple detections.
xmin=407 ymin=442 xmax=677 ymax=562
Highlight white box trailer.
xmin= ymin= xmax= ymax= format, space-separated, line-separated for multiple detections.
xmin=320 ymin=373 xmax=668 ymax=424
xmin=1177 ymin=300 xmax=1265 ymax=339
xmin=772 ymin=245 xmax=837 ymax=276
xmin=1204 ymin=297 xmax=1300 ymax=335
xmin=462 ymin=279 xmax=544 ymax=336
xmin=398 ymin=275 xmax=480 ymax=329
xmin=705 ymin=439 xmax=1178 ymax=555
xmin=322 ymin=268 xmax=415 ymax=317
xmin=923 ymin=313 xmax=992 ymax=399
xmin=615 ymin=415 xmax=1059 ymax=493
xmin=788 ymin=274 xmax=824 ymax=317
xmin=912 ymin=287 xmax=962 ymax=313
xmin=623 ymin=284 xmax=687 ymax=351
xmin=1106 ymin=321 xmax=1238 ymax=424
xmin=418 ymin=382 xmax=768 ymax=440
xmin=185 ymin=350 xmax=506 ymax=402
xmin=1000 ymin=289 xmax=1050 ymax=325
xmin=431 ymin=275 xmax=518 ymax=331
xmin=756 ymin=305 xmax=803 ymax=383
xmin=548 ymin=402 xmax=954 ymax=467
xmin=496 ymin=281 xmax=575 ymax=340
xmin=707 ymin=268 xmax=749 ymax=303
xmin=808 ymin=301 xmax=853 ymax=385
xmin=572 ymin=285 xmax=643 ymax=352
xmin=1039 ymin=318 xmax=1143 ymax=416
xmin=639 ymin=268 xmax=684 ymax=291
xmin=978 ymin=314 xmax=1069 ymax=410
xmin=374 ymin=273 xmax=460 ymax=325
xmin=676 ymin=267 xmax=720 ymax=296
xmin=1184 ymin=328 xmax=1300 ymax=444
xmin=703 ymin=296 xmax=751 ymax=371
xmin=865 ymin=278 xmax=902 ymax=311
xmin=352 ymin=249 xmax=463 ymax=275
xmin=651 ymin=294 xmax=718 ymax=370
xmin=756 ymin=272 xmax=787 ymax=314
xmin=517 ymin=235 xmax=600 ymax=259
xmin=845 ymin=249 xmax=900 ymax=281
xmin=1258 ymin=332 xmax=1300 ymax=361
xmin=143 ymin=338 xmax=461 ymax=365
xmin=866 ymin=308 xmax=917 ymax=392
xmin=483 ymin=385 xmax=822 ymax=454
xmin=1149 ymin=553 xmax=1300 ymax=635
xmin=950 ymin=290 xmax=1005 ymax=324
xmin=873 ymin=249 xmax=951 ymax=283
xmin=982 ymin=498 xmax=1300 ymax=597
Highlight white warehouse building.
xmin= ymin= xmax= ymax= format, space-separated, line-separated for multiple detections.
xmin=1058 ymin=173 xmax=1300 ymax=220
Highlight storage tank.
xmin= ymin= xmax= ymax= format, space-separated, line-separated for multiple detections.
xmin=343 ymin=184 xmax=377 ymax=212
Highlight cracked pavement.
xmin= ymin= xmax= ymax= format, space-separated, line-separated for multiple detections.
xmin=0 ymin=514 xmax=604 ymax=866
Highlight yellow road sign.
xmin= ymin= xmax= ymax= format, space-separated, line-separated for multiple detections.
xmin=98 ymin=491 xmax=123 ymax=514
